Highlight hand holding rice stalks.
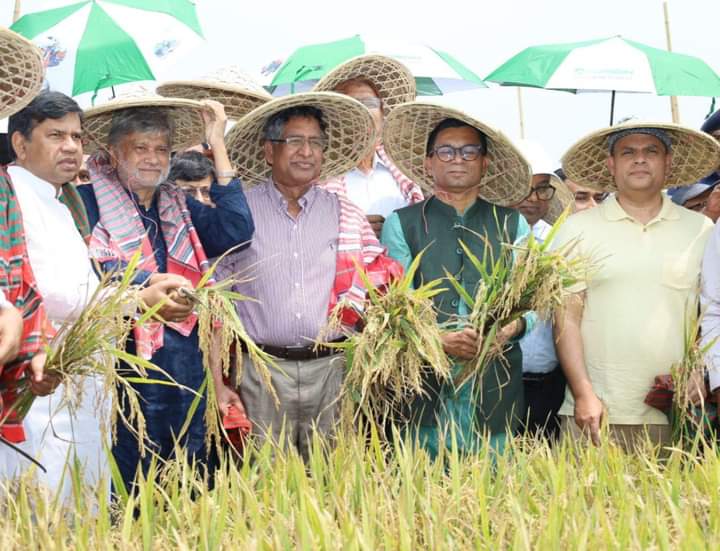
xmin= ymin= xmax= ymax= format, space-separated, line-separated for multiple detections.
xmin=181 ymin=258 xmax=279 ymax=454
xmin=325 ymin=250 xmax=452 ymax=425
xmin=1 ymin=253 xmax=179 ymax=453
xmin=450 ymin=212 xmax=591 ymax=389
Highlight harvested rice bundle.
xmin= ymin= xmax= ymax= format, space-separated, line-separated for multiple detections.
xmin=451 ymin=212 xmax=591 ymax=389
xmin=326 ymin=251 xmax=451 ymax=424
xmin=2 ymin=254 xmax=175 ymax=453
xmin=180 ymin=262 xmax=279 ymax=454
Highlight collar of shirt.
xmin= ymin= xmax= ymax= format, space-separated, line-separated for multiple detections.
xmin=601 ymin=193 xmax=680 ymax=224
xmin=349 ymin=153 xmax=385 ymax=176
xmin=9 ymin=165 xmax=61 ymax=200
xmin=266 ymin=178 xmax=320 ymax=215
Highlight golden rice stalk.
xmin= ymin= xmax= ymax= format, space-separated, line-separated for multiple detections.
xmin=451 ymin=211 xmax=592 ymax=389
xmin=182 ymin=257 xmax=279 ymax=454
xmin=2 ymin=252 xmax=180 ymax=455
xmin=325 ymin=250 xmax=452 ymax=426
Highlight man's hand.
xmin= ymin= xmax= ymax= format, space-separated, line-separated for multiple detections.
xmin=441 ymin=327 xmax=481 ymax=360
xmin=215 ymin=382 xmax=246 ymax=417
xmin=0 ymin=304 xmax=23 ymax=365
xmin=28 ymin=352 xmax=61 ymax=397
xmin=139 ymin=274 xmax=194 ymax=324
xmin=574 ymin=391 xmax=604 ymax=446
xmin=201 ymin=100 xmax=228 ymax=151
xmin=496 ymin=318 xmax=524 ymax=345
xmin=367 ymin=215 xmax=385 ymax=238
xmin=686 ymin=369 xmax=707 ymax=406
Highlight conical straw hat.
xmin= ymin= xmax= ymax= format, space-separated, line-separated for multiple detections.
xmin=225 ymin=91 xmax=376 ymax=185
xmin=562 ymin=121 xmax=720 ymax=191
xmin=83 ymin=89 xmax=205 ymax=154
xmin=0 ymin=27 xmax=45 ymax=119
xmin=313 ymin=54 xmax=415 ymax=111
xmin=382 ymin=101 xmax=532 ymax=206
xmin=157 ymin=66 xmax=272 ymax=120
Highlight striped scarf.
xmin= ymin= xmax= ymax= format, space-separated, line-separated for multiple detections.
xmin=321 ymin=143 xmax=424 ymax=206
xmin=0 ymin=169 xmax=51 ymax=443
xmin=330 ymin=190 xmax=403 ymax=325
xmin=86 ymin=152 xmax=211 ymax=359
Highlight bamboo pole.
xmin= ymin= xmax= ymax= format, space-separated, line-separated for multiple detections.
xmin=517 ymin=87 xmax=526 ymax=139
xmin=663 ymin=1 xmax=680 ymax=123
xmin=13 ymin=0 xmax=21 ymax=23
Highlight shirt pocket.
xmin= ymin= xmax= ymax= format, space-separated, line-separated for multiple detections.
xmin=661 ymin=253 xmax=698 ymax=291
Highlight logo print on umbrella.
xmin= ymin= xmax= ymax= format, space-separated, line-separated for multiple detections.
xmin=154 ymin=40 xmax=178 ymax=58
xmin=39 ymin=37 xmax=66 ymax=68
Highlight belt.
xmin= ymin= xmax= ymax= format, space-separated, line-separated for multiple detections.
xmin=240 ymin=338 xmax=346 ymax=361
xmin=523 ymin=368 xmax=561 ymax=384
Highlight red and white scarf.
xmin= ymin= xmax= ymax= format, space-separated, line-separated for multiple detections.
xmin=86 ymin=152 xmax=211 ymax=359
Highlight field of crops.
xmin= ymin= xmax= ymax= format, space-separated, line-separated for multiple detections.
xmin=1 ymin=429 xmax=718 ymax=550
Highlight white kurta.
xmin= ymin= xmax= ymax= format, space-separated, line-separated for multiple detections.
xmin=344 ymin=154 xmax=408 ymax=218
xmin=1 ymin=166 xmax=106 ymax=498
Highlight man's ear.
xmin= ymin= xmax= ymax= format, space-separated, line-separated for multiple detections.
xmin=10 ymin=131 xmax=27 ymax=162
xmin=108 ymin=145 xmax=119 ymax=169
xmin=665 ymin=151 xmax=672 ymax=175
xmin=264 ymin=140 xmax=274 ymax=167
xmin=423 ymin=156 xmax=433 ymax=178
xmin=607 ymin=155 xmax=615 ymax=177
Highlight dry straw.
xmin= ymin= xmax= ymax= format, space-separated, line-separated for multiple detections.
xmin=313 ymin=54 xmax=416 ymax=111
xmin=0 ymin=27 xmax=44 ymax=120
xmin=562 ymin=121 xmax=720 ymax=192
xmin=83 ymin=93 xmax=206 ymax=154
xmin=157 ymin=66 xmax=272 ymax=120
xmin=323 ymin=251 xmax=451 ymax=426
xmin=449 ymin=212 xmax=592 ymax=389
xmin=225 ymin=91 xmax=376 ymax=186
xmin=382 ymin=101 xmax=533 ymax=206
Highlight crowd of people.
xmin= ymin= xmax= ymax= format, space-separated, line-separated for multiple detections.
xmin=1 ymin=26 xmax=720 ymax=499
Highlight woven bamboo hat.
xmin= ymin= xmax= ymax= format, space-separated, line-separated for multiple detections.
xmin=313 ymin=54 xmax=415 ymax=112
xmin=83 ymin=91 xmax=206 ymax=154
xmin=225 ymin=91 xmax=376 ymax=185
xmin=0 ymin=27 xmax=45 ymax=120
xmin=156 ymin=66 xmax=272 ymax=120
xmin=562 ymin=121 xmax=720 ymax=192
xmin=382 ymin=102 xmax=532 ymax=206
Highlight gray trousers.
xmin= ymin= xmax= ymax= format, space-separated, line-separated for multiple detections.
xmin=238 ymin=353 xmax=345 ymax=461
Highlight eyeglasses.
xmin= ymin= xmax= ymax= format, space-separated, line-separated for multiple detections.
xmin=525 ymin=185 xmax=556 ymax=201
xmin=269 ymin=136 xmax=328 ymax=152
xmin=573 ymin=191 xmax=608 ymax=203
xmin=352 ymin=97 xmax=382 ymax=110
xmin=430 ymin=144 xmax=485 ymax=162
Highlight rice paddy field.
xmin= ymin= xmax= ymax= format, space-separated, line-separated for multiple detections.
xmin=1 ymin=430 xmax=719 ymax=550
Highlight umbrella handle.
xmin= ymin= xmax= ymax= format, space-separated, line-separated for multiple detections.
xmin=610 ymin=90 xmax=616 ymax=126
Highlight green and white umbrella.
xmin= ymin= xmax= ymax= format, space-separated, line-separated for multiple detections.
xmin=263 ymin=34 xmax=486 ymax=97
xmin=11 ymin=0 xmax=204 ymax=98
xmin=486 ymin=35 xmax=720 ymax=123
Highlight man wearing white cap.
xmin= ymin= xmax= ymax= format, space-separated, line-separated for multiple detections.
xmin=512 ymin=141 xmax=568 ymax=441
xmin=555 ymin=122 xmax=719 ymax=452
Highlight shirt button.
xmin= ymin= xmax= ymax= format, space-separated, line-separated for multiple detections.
xmin=451 ymin=299 xmax=459 ymax=307
xmin=292 ymin=225 xmax=298 ymax=231
xmin=293 ymin=252 xmax=299 ymax=258
xmin=456 ymin=247 xmax=463 ymax=255
xmin=296 ymin=313 xmax=302 ymax=319
xmin=294 ymin=282 xmax=300 ymax=288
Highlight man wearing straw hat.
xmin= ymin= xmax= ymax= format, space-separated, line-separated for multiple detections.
xmin=512 ymin=140 xmax=572 ymax=441
xmin=216 ymin=91 xmax=401 ymax=460
xmin=314 ymin=55 xmax=424 ymax=236
xmin=380 ymin=102 xmax=534 ymax=457
xmin=78 ymin=94 xmax=255 ymax=488
xmin=0 ymin=26 xmax=52 ymax=480
xmin=555 ymin=122 xmax=719 ymax=452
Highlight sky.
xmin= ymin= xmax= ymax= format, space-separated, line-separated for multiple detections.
xmin=2 ymin=0 xmax=719 ymax=162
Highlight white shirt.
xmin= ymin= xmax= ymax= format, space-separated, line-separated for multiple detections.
xmin=701 ymin=221 xmax=720 ymax=391
xmin=7 ymin=166 xmax=98 ymax=325
xmin=344 ymin=154 xmax=408 ymax=218
xmin=519 ymin=220 xmax=559 ymax=374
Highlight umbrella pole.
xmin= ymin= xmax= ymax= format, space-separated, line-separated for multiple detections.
xmin=13 ymin=0 xmax=21 ymax=22
xmin=663 ymin=1 xmax=681 ymax=123
xmin=516 ymin=88 xmax=526 ymax=139
xmin=610 ymin=90 xmax=616 ymax=125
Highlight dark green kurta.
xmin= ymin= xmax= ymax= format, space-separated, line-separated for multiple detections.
xmin=382 ymin=196 xmax=527 ymax=456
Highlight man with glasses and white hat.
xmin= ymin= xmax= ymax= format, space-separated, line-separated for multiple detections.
xmin=555 ymin=122 xmax=719 ymax=453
